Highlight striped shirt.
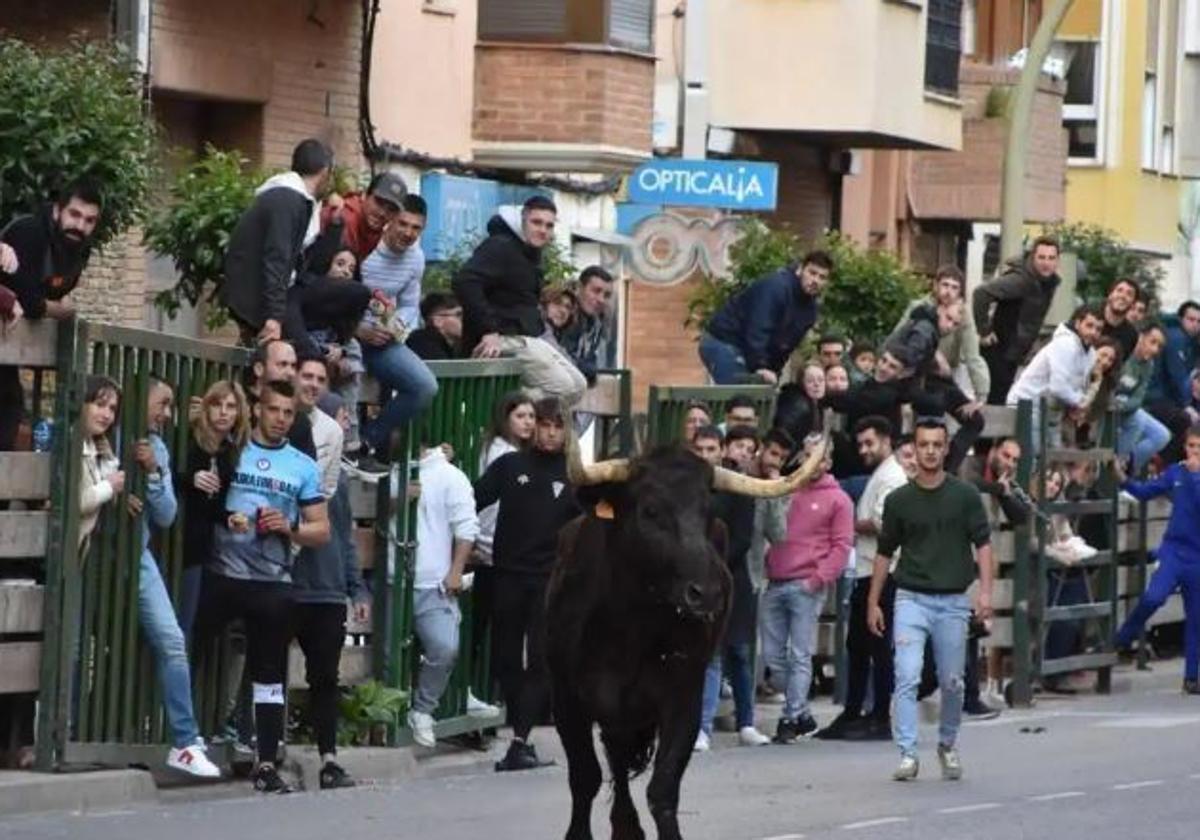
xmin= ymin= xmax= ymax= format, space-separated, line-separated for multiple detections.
xmin=360 ymin=241 xmax=425 ymax=332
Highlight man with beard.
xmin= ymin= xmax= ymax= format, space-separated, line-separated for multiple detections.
xmin=0 ymin=178 xmax=102 ymax=450
xmin=1101 ymin=278 xmax=1140 ymax=362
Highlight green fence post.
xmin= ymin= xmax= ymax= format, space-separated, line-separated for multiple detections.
xmin=1011 ymin=398 xmax=1035 ymax=707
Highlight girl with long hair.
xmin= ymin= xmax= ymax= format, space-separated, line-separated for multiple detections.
xmin=78 ymin=376 xmax=124 ymax=550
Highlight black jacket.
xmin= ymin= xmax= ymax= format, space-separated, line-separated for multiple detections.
xmin=220 ymin=187 xmax=314 ymax=329
xmin=972 ymin=255 xmax=1061 ymax=364
xmin=406 ymin=327 xmax=460 ymax=361
xmin=706 ymin=265 xmax=819 ymax=373
xmin=179 ymin=437 xmax=239 ymax=568
xmin=0 ymin=205 xmax=91 ymax=319
xmin=451 ymin=213 xmax=545 ymax=353
xmin=473 ymin=448 xmax=580 ymax=575
xmin=885 ymin=301 xmax=941 ymax=373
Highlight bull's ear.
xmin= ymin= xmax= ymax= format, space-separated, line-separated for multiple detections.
xmin=708 ymin=518 xmax=729 ymax=564
xmin=574 ymin=482 xmax=626 ymax=519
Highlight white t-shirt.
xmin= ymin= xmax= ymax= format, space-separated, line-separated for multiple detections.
xmin=415 ymin=448 xmax=479 ymax=589
xmin=854 ymin=454 xmax=909 ymax=577
xmin=309 ymin=407 xmax=343 ymax=499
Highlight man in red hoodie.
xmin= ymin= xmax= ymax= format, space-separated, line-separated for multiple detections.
xmin=760 ymin=433 xmax=853 ymax=742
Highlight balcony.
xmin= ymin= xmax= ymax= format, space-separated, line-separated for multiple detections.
xmin=471 ymin=0 xmax=655 ymax=172
xmin=908 ymin=64 xmax=1068 ymax=222
xmin=704 ymin=0 xmax=962 ymax=151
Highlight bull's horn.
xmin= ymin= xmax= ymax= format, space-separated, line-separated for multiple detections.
xmin=565 ymin=431 xmax=631 ymax=486
xmin=711 ymin=433 xmax=829 ymax=498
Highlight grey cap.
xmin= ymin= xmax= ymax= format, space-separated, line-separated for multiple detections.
xmin=368 ymin=172 xmax=407 ymax=209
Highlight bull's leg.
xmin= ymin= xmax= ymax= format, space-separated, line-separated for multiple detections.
xmin=554 ymin=682 xmax=601 ymax=840
xmin=601 ymin=729 xmax=647 ymax=840
xmin=646 ymin=692 xmax=701 ymax=840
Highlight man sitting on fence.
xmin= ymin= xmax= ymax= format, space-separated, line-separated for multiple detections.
xmin=130 ymin=376 xmax=221 ymax=779
xmin=453 ymin=196 xmax=587 ymax=409
xmin=406 ymin=440 xmax=498 ymax=748
xmin=407 ymin=292 xmax=465 ymax=361
xmin=0 ymin=177 xmax=102 ymax=451
xmin=194 ymin=380 xmax=330 ymax=794
xmin=699 ymin=250 xmax=831 ymax=385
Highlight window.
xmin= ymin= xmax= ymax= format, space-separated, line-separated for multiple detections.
xmin=478 ymin=0 xmax=653 ymax=52
xmin=1188 ymin=0 xmax=1200 ymax=55
xmin=925 ymin=0 xmax=964 ymax=96
xmin=1053 ymin=39 xmax=1104 ymax=163
xmin=1142 ymin=73 xmax=1158 ymax=170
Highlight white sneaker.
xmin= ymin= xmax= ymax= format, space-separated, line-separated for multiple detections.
xmin=693 ymin=731 xmax=711 ymax=752
xmin=466 ymin=690 xmax=500 ymax=719
xmin=738 ymin=726 xmax=770 ymax=746
xmin=407 ymin=709 xmax=436 ymax=748
xmin=1066 ymin=536 xmax=1098 ymax=559
xmin=167 ymin=742 xmax=221 ymax=779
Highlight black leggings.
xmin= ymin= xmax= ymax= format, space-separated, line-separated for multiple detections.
xmin=283 ymin=277 xmax=372 ymax=356
xmin=193 ymin=573 xmax=293 ymax=763
xmin=292 ymin=602 xmax=346 ymax=756
xmin=490 ymin=571 xmax=551 ymax=741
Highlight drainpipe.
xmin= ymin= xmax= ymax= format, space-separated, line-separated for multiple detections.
xmin=114 ymin=0 xmax=152 ymax=75
xmin=681 ymin=0 xmax=708 ymax=159
xmin=999 ymin=0 xmax=1075 ymax=261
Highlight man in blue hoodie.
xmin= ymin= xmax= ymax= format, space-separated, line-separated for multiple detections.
xmin=129 ymin=377 xmax=220 ymax=778
xmin=1115 ymin=425 xmax=1200 ymax=693
xmin=1147 ymin=301 xmax=1200 ymax=463
xmin=699 ymin=251 xmax=832 ymax=385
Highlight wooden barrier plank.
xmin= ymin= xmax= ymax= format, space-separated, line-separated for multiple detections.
xmin=0 ymin=453 xmax=51 ymax=500
xmin=0 ymin=319 xmax=57 ymax=367
xmin=576 ymin=373 xmax=623 ymax=416
xmin=992 ymin=578 xmax=1014 ymax=610
xmin=0 ymin=512 xmax=48 ymax=558
xmin=0 ymin=583 xmax=43 ymax=633
xmin=980 ymin=405 xmax=1017 ymax=437
xmin=0 ymin=641 xmax=41 ymax=694
xmin=354 ymin=526 xmax=375 ymax=571
xmin=349 ymin=478 xmax=380 ymax=520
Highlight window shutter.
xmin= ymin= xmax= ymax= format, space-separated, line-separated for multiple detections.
xmin=608 ymin=0 xmax=652 ymax=52
xmin=478 ymin=0 xmax=567 ymax=40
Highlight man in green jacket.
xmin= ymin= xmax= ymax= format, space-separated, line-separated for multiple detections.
xmin=868 ymin=417 xmax=993 ymax=782
xmin=888 ymin=265 xmax=989 ymax=401
xmin=1115 ymin=321 xmax=1169 ymax=473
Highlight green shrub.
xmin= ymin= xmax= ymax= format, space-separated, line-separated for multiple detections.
xmin=144 ymin=146 xmax=262 ymax=324
xmin=685 ymin=220 xmax=925 ymax=344
xmin=0 ymin=38 xmax=157 ymax=246
xmin=337 ymin=681 xmax=408 ymax=747
xmin=1042 ymin=221 xmax=1166 ymax=306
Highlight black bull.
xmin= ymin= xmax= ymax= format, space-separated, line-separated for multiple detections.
xmin=546 ymin=443 xmax=821 ymax=840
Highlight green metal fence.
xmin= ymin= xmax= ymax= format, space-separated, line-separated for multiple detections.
xmin=37 ymin=320 xmax=249 ymax=768
xmin=646 ymin=384 xmax=777 ymax=447
xmin=373 ymin=359 xmax=523 ymax=743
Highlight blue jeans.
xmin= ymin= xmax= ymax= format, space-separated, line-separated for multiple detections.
xmin=698 ymin=333 xmax=750 ymax=385
xmin=1117 ymin=551 xmax=1200 ymax=681
xmin=892 ymin=589 xmax=970 ymax=758
xmin=362 ymin=341 xmax=438 ymax=452
xmin=1118 ymin=409 xmax=1170 ymax=473
xmin=139 ymin=551 xmax=201 ymax=748
xmin=760 ymin=580 xmax=825 ymax=720
xmin=700 ymin=642 xmax=755 ymax=735
xmin=412 ymin=588 xmax=461 ymax=714
xmin=177 ymin=565 xmax=203 ymax=644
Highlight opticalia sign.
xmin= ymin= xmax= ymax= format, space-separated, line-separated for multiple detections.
xmin=627 ymin=159 xmax=778 ymax=211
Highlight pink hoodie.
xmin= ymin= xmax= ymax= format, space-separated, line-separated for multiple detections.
xmin=765 ymin=473 xmax=853 ymax=586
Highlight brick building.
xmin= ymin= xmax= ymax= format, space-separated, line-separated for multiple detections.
xmin=2 ymin=0 xmax=364 ymax=332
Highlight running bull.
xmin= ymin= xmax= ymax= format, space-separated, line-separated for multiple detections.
xmin=548 ymin=438 xmax=826 ymax=840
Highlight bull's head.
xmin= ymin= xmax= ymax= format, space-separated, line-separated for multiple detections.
xmin=566 ymin=436 xmax=828 ymax=622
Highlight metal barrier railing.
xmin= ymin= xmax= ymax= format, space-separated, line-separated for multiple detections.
xmin=645 ymin=384 xmax=777 ymax=447
xmin=37 ymin=320 xmax=249 ymax=768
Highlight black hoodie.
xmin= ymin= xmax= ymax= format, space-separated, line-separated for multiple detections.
xmin=451 ymin=211 xmax=546 ymax=353
xmin=972 ymin=254 xmax=1061 ymax=364
xmin=0 ymin=205 xmax=92 ymax=319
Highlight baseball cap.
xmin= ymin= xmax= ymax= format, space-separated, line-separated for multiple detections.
xmin=368 ymin=172 xmax=407 ymax=209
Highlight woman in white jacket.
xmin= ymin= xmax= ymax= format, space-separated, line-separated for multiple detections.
xmin=1005 ymin=304 xmax=1105 ymax=448
xmin=78 ymin=376 xmax=125 ymax=551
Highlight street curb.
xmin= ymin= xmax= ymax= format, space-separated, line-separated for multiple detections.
xmin=0 ymin=769 xmax=157 ymax=818
xmin=282 ymin=742 xmax=501 ymax=791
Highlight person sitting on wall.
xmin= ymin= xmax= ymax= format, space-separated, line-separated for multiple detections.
xmin=407 ymin=292 xmax=466 ymax=361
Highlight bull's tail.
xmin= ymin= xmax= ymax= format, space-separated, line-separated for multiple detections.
xmin=601 ymin=726 xmax=657 ymax=780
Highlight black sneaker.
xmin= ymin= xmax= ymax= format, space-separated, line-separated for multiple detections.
xmin=1183 ymin=680 xmax=1200 ymax=695
xmin=494 ymin=741 xmax=553 ymax=772
xmin=794 ymin=712 xmax=819 ymax=738
xmin=963 ymin=698 xmax=1002 ymax=720
xmin=843 ymin=716 xmax=892 ymax=741
xmin=814 ymin=712 xmax=860 ymax=741
xmin=319 ymin=761 xmax=356 ymax=790
xmin=252 ymin=763 xmax=294 ymax=794
xmin=773 ymin=718 xmax=799 ymax=745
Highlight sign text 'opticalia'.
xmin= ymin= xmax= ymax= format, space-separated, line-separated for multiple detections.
xmin=627 ymin=159 xmax=779 ymax=211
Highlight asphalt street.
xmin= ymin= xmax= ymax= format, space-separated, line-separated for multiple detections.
xmin=4 ymin=665 xmax=1199 ymax=840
